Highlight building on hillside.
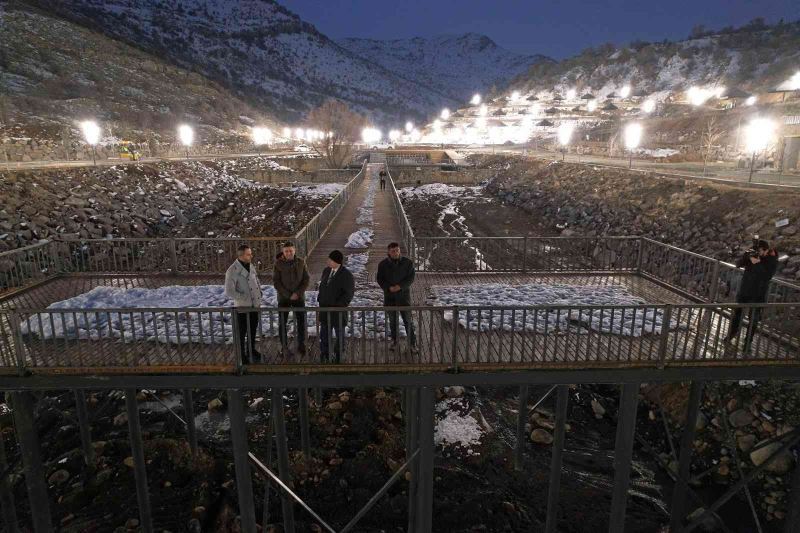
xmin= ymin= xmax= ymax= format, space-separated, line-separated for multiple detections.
xmin=779 ymin=115 xmax=800 ymax=172
xmin=719 ymin=88 xmax=752 ymax=109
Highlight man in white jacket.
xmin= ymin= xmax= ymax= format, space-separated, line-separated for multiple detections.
xmin=224 ymin=244 xmax=263 ymax=363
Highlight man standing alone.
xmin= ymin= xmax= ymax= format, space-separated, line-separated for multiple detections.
xmin=273 ymin=241 xmax=310 ymax=356
xmin=224 ymin=244 xmax=263 ymax=363
xmin=317 ymin=250 xmax=355 ymax=363
xmin=726 ymin=239 xmax=778 ymax=351
xmin=379 ymin=169 xmax=387 ymax=191
xmin=377 ymin=242 xmax=417 ymax=352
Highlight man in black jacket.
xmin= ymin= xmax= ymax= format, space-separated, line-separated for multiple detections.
xmin=318 ymin=250 xmax=355 ymax=363
xmin=727 ymin=239 xmax=778 ymax=351
xmin=377 ymin=242 xmax=417 ymax=352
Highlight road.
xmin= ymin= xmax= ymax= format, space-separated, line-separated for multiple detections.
xmin=1 ymin=150 xmax=304 ymax=171
xmin=459 ymin=145 xmax=800 ymax=187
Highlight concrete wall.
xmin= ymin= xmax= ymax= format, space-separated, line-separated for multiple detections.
xmin=242 ymin=168 xmax=357 ymax=184
xmin=388 ymin=166 xmax=494 ymax=185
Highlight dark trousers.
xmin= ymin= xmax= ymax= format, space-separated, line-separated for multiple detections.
xmin=236 ymin=311 xmax=260 ymax=362
xmin=387 ymin=305 xmax=415 ymax=346
xmin=728 ymin=305 xmax=762 ymax=350
xmin=278 ymin=300 xmax=306 ymax=349
xmin=320 ymin=311 xmax=346 ymax=363
xmin=380 ymin=179 xmax=386 ymax=190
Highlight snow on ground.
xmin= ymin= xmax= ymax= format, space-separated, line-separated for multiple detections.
xmin=435 ymin=398 xmax=483 ymax=455
xmin=345 ymin=228 xmax=374 ymax=249
xmin=346 ymin=252 xmax=370 ymax=284
xmin=428 ymin=283 xmax=683 ymax=336
xmin=399 ymin=183 xmax=484 ymax=199
xmin=286 ymin=183 xmax=345 ymax=198
xmin=20 ymin=284 xmax=408 ymax=343
xmin=634 ymin=148 xmax=680 ymax=158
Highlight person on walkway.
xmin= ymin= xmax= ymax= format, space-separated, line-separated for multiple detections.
xmin=273 ymin=241 xmax=310 ymax=356
xmin=726 ymin=239 xmax=778 ymax=351
xmin=377 ymin=242 xmax=417 ymax=352
xmin=317 ymin=250 xmax=355 ymax=363
xmin=224 ymin=244 xmax=263 ymax=363
xmin=379 ymin=169 xmax=387 ymax=191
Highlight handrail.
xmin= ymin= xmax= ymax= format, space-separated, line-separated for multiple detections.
xmin=384 ymin=163 xmax=416 ymax=258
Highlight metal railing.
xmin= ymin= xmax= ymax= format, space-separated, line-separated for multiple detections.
xmin=2 ymin=301 xmax=797 ymax=373
xmin=0 ymin=163 xmax=367 ymax=292
xmin=384 ymin=164 xmax=416 ymax=258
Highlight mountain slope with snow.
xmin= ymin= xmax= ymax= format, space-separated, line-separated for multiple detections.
xmin=337 ymin=33 xmax=551 ymax=103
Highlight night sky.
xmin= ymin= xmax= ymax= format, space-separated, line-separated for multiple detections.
xmin=287 ymin=0 xmax=800 ymax=59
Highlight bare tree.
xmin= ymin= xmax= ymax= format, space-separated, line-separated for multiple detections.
xmin=701 ymin=116 xmax=724 ymax=176
xmin=307 ymin=100 xmax=365 ymax=168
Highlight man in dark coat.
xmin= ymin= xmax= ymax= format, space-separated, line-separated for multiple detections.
xmin=379 ymin=169 xmax=387 ymax=190
xmin=727 ymin=239 xmax=778 ymax=351
xmin=317 ymin=250 xmax=355 ymax=363
xmin=376 ymin=242 xmax=417 ymax=351
xmin=273 ymin=242 xmax=310 ymax=356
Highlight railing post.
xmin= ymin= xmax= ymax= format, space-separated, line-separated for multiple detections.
xmin=10 ymin=312 xmax=26 ymax=375
xmin=12 ymin=392 xmax=53 ymax=533
xmin=169 ymin=238 xmax=178 ymax=274
xmin=451 ymin=306 xmax=460 ymax=368
xmin=231 ymin=309 xmax=244 ymax=374
xmin=522 ymin=236 xmax=528 ymax=273
xmin=670 ymin=381 xmax=704 ymax=532
xmin=227 ymin=389 xmax=257 ymax=533
xmin=708 ymin=260 xmax=721 ymax=302
xmin=73 ymin=390 xmax=95 ymax=467
xmin=636 ymin=237 xmax=645 ymax=274
xmin=545 ymin=384 xmax=570 ymax=533
xmin=657 ymin=305 xmax=673 ymax=369
xmin=609 ymin=382 xmax=640 ymax=533
xmin=124 ymin=389 xmax=154 ymax=533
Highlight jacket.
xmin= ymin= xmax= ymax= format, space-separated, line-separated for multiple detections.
xmin=273 ymin=256 xmax=310 ymax=304
xmin=224 ymin=260 xmax=263 ymax=308
xmin=736 ymin=251 xmax=778 ymax=302
xmin=376 ymin=256 xmax=415 ymax=305
xmin=318 ymin=266 xmax=356 ymax=323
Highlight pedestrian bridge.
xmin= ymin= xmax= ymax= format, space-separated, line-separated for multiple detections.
xmin=1 ymin=160 xmax=799 ymax=384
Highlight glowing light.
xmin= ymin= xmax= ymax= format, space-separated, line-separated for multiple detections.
xmin=440 ymin=108 xmax=451 ymax=120
xmin=624 ymin=123 xmax=642 ymax=150
xmin=745 ymin=118 xmax=775 ymax=153
xmin=714 ymin=86 xmax=726 ymax=98
xmin=476 ymin=117 xmax=487 ymax=129
xmin=432 ymin=120 xmax=442 ymax=130
xmin=620 ymin=85 xmax=631 ymax=99
xmin=745 ymin=96 xmax=757 ymax=106
xmin=252 ymin=127 xmax=272 ymax=145
xmin=557 ymin=122 xmax=574 ymax=146
xmin=80 ymin=121 xmax=100 ymax=145
xmin=566 ymin=88 xmax=577 ymax=100
xmin=787 ymin=72 xmax=800 ymax=91
xmin=178 ymin=124 xmax=194 ymax=147
xmin=471 ymin=93 xmax=482 ymax=105
xmin=687 ymin=86 xmax=712 ymax=106
xmin=282 ymin=127 xmax=291 ymax=138
xmin=361 ymin=127 xmax=382 ymax=144
xmin=294 ymin=128 xmax=304 ymax=140
xmin=405 ymin=121 xmax=414 ymax=133
xmin=642 ymin=99 xmax=656 ymax=114
xmin=479 ymin=104 xmax=488 ymax=117
xmin=586 ymin=99 xmax=597 ymax=112
xmin=511 ymin=91 xmax=521 ymax=102
xmin=389 ymin=129 xmax=401 ymax=142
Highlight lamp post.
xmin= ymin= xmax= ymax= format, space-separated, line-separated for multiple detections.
xmin=744 ymin=118 xmax=775 ymax=183
xmin=252 ymin=127 xmax=271 ymax=152
xmin=178 ymin=125 xmax=194 ymax=160
xmin=624 ymin=123 xmax=642 ymax=169
xmin=80 ymin=120 xmax=100 ymax=166
xmin=557 ymin=122 xmax=573 ymax=162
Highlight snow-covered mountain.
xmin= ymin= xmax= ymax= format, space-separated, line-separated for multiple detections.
xmin=509 ymin=20 xmax=800 ymax=99
xmin=337 ymin=33 xmax=551 ymax=103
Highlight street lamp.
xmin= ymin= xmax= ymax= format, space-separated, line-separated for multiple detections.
xmin=511 ymin=91 xmax=520 ymax=102
xmin=744 ymin=118 xmax=775 ymax=182
xmin=642 ymin=99 xmax=656 ymax=114
xmin=620 ymin=85 xmax=631 ymax=99
xmin=624 ymin=122 xmax=642 ymax=168
xmin=252 ymin=127 xmax=272 ymax=147
xmin=440 ymin=108 xmax=451 ymax=120
xmin=405 ymin=121 xmax=414 ymax=133
xmin=389 ymin=129 xmax=401 ymax=143
xmin=80 ymin=120 xmax=100 ymax=166
xmin=178 ymin=125 xmax=194 ymax=159
xmin=557 ymin=121 xmax=574 ymax=161
xmin=587 ymin=99 xmax=597 ymax=112
xmin=745 ymin=96 xmax=757 ymax=106
xmin=471 ymin=93 xmax=481 ymax=105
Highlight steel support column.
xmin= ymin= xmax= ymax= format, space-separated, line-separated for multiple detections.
xmin=406 ymin=387 xmax=419 ymax=533
xmin=784 ymin=453 xmax=800 ymax=533
xmin=182 ymin=389 xmax=198 ymax=456
xmin=227 ymin=389 xmax=257 ymax=533
xmin=124 ymin=389 xmax=153 ymax=533
xmin=73 ymin=389 xmax=95 ymax=467
xmin=670 ymin=381 xmax=704 ymax=532
xmin=271 ymin=387 xmax=296 ymax=533
xmin=0 ymin=411 xmax=20 ymax=533
xmin=609 ymin=383 xmax=640 ymax=533
xmin=12 ymin=392 xmax=52 ymax=533
xmin=514 ymin=385 xmax=529 ymax=471
xmin=415 ymin=386 xmax=435 ymax=533
xmin=298 ymin=388 xmax=311 ymax=461
xmin=545 ymin=385 xmax=570 ymax=533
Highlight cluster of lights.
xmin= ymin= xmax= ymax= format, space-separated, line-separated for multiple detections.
xmin=251 ymin=127 xmax=272 ymax=146
xmin=361 ymin=127 xmax=382 ymax=144
xmin=686 ymin=86 xmax=725 ymax=106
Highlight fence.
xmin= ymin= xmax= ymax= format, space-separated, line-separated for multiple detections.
xmin=0 ymin=163 xmax=367 ymax=292
xmin=1 ymin=301 xmax=797 ymax=373
xmin=384 ymin=164 xmax=417 ymax=259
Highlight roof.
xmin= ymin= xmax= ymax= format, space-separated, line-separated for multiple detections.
xmin=537 ymin=119 xmax=554 ymax=126
xmin=545 ymin=107 xmax=559 ymax=114
xmin=527 ymin=95 xmax=539 ymax=101
xmin=602 ymin=102 xmax=619 ymax=111
xmin=721 ymin=88 xmax=751 ymax=99
xmin=552 ymin=95 xmax=564 ymax=101
xmin=606 ymin=92 xmax=618 ymax=98
xmin=581 ymin=93 xmax=595 ymax=100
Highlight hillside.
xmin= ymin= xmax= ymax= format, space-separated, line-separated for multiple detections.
xmin=511 ymin=20 xmax=800 ymax=98
xmin=0 ymin=2 xmax=278 ymax=146
xmin=337 ymin=33 xmax=550 ymax=103
xmin=24 ymin=0 xmax=457 ymax=123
